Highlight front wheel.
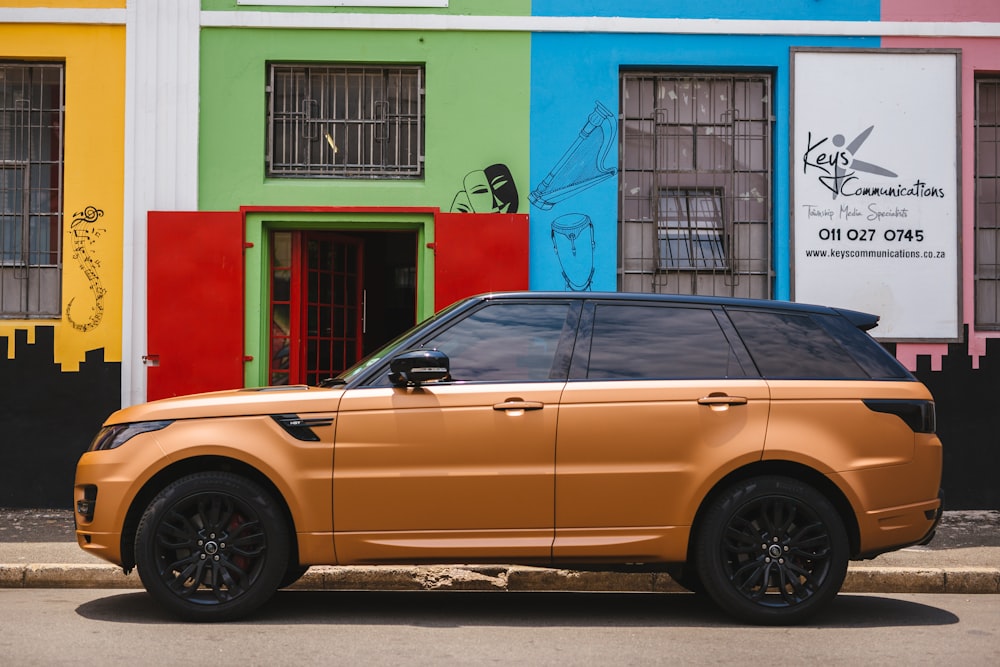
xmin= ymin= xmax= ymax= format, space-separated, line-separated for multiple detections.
xmin=694 ymin=476 xmax=848 ymax=625
xmin=134 ymin=472 xmax=290 ymax=622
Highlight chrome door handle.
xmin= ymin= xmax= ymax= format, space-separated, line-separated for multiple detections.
xmin=697 ymin=395 xmax=748 ymax=406
xmin=493 ymin=400 xmax=545 ymax=411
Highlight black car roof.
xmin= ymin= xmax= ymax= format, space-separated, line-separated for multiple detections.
xmin=473 ymin=291 xmax=880 ymax=331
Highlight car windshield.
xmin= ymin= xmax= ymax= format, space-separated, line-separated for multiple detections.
xmin=334 ymin=299 xmax=468 ymax=384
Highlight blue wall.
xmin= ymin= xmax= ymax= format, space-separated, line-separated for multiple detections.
xmin=528 ymin=19 xmax=879 ymax=295
xmin=531 ymin=1 xmax=881 ymax=20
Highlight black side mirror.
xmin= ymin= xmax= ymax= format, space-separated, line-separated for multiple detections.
xmin=389 ymin=349 xmax=450 ymax=387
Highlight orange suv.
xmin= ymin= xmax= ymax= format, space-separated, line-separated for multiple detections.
xmin=74 ymin=292 xmax=942 ymax=624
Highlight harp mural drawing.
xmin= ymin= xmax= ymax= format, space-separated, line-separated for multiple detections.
xmin=530 ymin=101 xmax=617 ymax=210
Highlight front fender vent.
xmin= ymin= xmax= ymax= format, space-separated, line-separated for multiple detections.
xmin=271 ymin=414 xmax=334 ymax=442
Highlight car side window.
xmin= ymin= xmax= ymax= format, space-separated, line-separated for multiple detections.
xmin=417 ymin=302 xmax=575 ymax=383
xmin=813 ymin=313 xmax=912 ymax=379
xmin=585 ymin=304 xmax=747 ymax=379
xmin=726 ymin=309 xmax=867 ymax=379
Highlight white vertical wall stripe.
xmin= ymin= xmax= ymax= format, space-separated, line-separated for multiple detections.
xmin=122 ymin=0 xmax=200 ymax=407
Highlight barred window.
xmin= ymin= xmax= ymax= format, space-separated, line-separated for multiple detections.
xmin=976 ymin=76 xmax=1000 ymax=328
xmin=267 ymin=63 xmax=424 ymax=179
xmin=620 ymin=72 xmax=772 ymax=298
xmin=657 ymin=188 xmax=726 ymax=270
xmin=0 ymin=62 xmax=64 ymax=318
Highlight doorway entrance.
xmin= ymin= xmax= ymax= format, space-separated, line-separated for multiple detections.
xmin=268 ymin=229 xmax=417 ymax=385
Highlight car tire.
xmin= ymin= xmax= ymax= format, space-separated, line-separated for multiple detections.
xmin=279 ymin=564 xmax=310 ymax=589
xmin=694 ymin=475 xmax=848 ymax=625
xmin=665 ymin=564 xmax=705 ymax=594
xmin=134 ymin=472 xmax=290 ymax=622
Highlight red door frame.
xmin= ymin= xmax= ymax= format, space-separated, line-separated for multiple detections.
xmin=268 ymin=230 xmax=368 ymax=385
xmin=302 ymin=232 xmax=364 ymax=384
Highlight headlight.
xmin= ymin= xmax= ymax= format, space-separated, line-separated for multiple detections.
xmin=89 ymin=420 xmax=174 ymax=451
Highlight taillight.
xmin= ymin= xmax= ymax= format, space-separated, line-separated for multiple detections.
xmin=862 ymin=399 xmax=936 ymax=433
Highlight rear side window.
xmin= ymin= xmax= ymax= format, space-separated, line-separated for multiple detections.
xmin=585 ymin=304 xmax=748 ymax=379
xmin=727 ymin=309 xmax=868 ymax=379
xmin=813 ymin=313 xmax=912 ymax=379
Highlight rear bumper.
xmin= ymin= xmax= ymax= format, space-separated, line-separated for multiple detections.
xmin=915 ymin=488 xmax=944 ymax=547
xmin=854 ymin=492 xmax=943 ymax=560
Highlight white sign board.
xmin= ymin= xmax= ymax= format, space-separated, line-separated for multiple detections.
xmin=792 ymin=50 xmax=959 ymax=341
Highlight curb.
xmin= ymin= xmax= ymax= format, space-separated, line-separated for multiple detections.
xmin=2 ymin=563 xmax=998 ymax=594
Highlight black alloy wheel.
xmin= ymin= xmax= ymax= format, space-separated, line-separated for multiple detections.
xmin=695 ymin=476 xmax=848 ymax=625
xmin=135 ymin=472 xmax=290 ymax=622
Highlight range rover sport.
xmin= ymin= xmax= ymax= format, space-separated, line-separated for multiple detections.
xmin=74 ymin=292 xmax=943 ymax=624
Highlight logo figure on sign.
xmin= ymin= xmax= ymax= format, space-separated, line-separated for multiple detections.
xmin=802 ymin=125 xmax=897 ymax=199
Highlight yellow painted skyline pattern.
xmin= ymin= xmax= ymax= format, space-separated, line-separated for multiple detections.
xmin=0 ymin=21 xmax=125 ymax=370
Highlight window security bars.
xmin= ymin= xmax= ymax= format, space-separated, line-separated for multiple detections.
xmin=657 ymin=188 xmax=727 ymax=270
xmin=976 ymin=77 xmax=1000 ymax=329
xmin=267 ymin=64 xmax=424 ymax=178
xmin=620 ymin=73 xmax=772 ymax=298
xmin=0 ymin=62 xmax=64 ymax=318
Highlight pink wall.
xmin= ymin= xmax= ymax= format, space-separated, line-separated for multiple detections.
xmin=882 ymin=0 xmax=1000 ymax=22
xmin=882 ymin=1 xmax=1000 ymax=369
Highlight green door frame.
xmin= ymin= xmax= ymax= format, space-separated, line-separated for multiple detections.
xmin=241 ymin=206 xmax=437 ymax=388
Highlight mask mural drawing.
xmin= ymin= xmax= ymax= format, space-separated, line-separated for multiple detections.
xmin=450 ymin=163 xmax=519 ymax=214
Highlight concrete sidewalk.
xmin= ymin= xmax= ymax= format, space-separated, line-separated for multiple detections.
xmin=1 ymin=509 xmax=998 ymax=594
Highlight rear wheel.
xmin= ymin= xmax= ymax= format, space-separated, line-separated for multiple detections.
xmin=665 ymin=564 xmax=704 ymax=594
xmin=134 ymin=472 xmax=290 ymax=622
xmin=695 ymin=476 xmax=848 ymax=625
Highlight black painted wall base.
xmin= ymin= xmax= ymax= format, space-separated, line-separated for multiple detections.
xmin=906 ymin=336 xmax=1000 ymax=510
xmin=0 ymin=327 xmax=120 ymax=508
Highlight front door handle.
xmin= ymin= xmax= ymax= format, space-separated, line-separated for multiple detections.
xmin=697 ymin=395 xmax=748 ymax=406
xmin=493 ymin=400 xmax=545 ymax=412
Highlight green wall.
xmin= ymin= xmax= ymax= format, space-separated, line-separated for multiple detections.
xmin=199 ymin=20 xmax=530 ymax=384
xmin=199 ymin=27 xmax=530 ymax=212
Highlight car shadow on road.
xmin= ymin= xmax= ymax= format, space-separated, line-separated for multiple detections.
xmin=75 ymin=590 xmax=959 ymax=628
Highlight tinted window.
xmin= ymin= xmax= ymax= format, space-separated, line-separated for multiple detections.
xmin=418 ymin=302 xmax=574 ymax=382
xmin=727 ymin=309 xmax=867 ymax=379
xmin=586 ymin=305 xmax=746 ymax=379
xmin=814 ymin=314 xmax=912 ymax=380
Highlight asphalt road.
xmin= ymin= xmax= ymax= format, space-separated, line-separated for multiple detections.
xmin=0 ymin=589 xmax=997 ymax=665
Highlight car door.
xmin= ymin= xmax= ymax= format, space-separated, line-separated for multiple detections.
xmin=553 ymin=301 xmax=770 ymax=563
xmin=333 ymin=299 xmax=579 ymax=564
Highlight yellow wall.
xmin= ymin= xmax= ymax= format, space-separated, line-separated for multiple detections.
xmin=0 ymin=22 xmax=125 ymax=370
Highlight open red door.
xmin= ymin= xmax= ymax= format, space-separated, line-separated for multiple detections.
xmin=433 ymin=213 xmax=529 ymax=311
xmin=147 ymin=211 xmax=244 ymax=400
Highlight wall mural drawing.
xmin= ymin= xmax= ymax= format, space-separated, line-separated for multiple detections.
xmin=67 ymin=205 xmax=107 ymax=332
xmin=551 ymin=213 xmax=596 ymax=291
xmin=532 ymin=100 xmax=617 ymax=291
xmin=530 ymin=100 xmax=617 ymax=210
xmin=450 ymin=163 xmax=520 ymax=213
